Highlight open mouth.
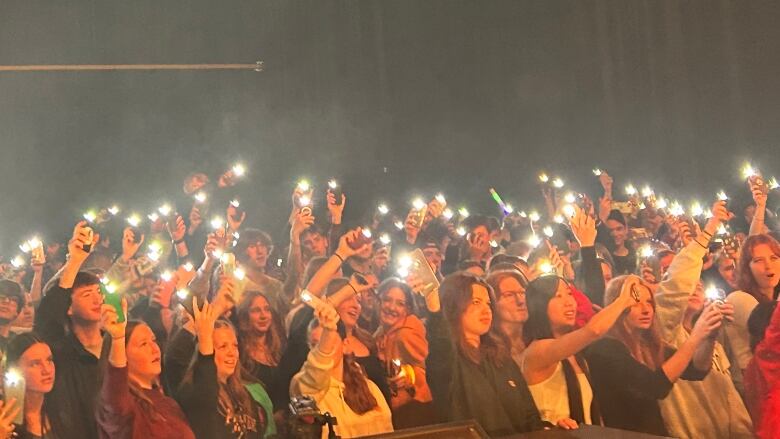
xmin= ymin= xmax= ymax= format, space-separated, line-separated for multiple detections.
xmin=563 ymin=310 xmax=576 ymax=319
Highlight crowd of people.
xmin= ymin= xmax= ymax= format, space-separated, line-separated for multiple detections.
xmin=0 ymin=164 xmax=778 ymax=439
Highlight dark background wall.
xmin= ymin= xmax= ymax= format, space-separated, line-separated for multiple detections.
xmin=2 ymin=1 xmax=779 ymax=252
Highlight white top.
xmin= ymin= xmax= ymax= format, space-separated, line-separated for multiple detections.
xmin=724 ymin=291 xmax=759 ymax=371
xmin=525 ymin=361 xmax=593 ymax=426
xmin=290 ymin=347 xmax=394 ymax=439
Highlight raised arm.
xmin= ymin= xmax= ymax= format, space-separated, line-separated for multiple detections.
xmin=305 ymin=229 xmax=368 ymax=297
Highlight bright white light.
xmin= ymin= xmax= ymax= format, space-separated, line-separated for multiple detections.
xmin=443 ymin=208 xmax=454 ymax=220
xmin=640 ymin=246 xmax=654 ymax=258
xmin=183 ymin=262 xmax=194 ymax=272
xmin=769 ymin=177 xmax=780 ymax=190
xmin=670 ymin=201 xmax=685 ymax=217
xmin=504 ymin=204 xmax=514 ymax=214
xmin=234 ymin=267 xmax=246 ymax=280
xmin=211 ymin=217 xmax=225 ymax=230
xmin=394 ymin=221 xmax=404 ymax=230
xmin=553 ymin=214 xmax=565 ymax=224
xmin=4 ymin=370 xmax=22 ymax=386
xmin=717 ymin=224 xmax=728 ymax=235
xmin=458 ymin=207 xmax=470 ymax=218
xmin=161 ymin=271 xmax=173 ymax=282
xmin=194 ymin=192 xmax=207 ymax=203
xmin=176 ymin=289 xmax=189 ymax=300
xmin=83 ymin=211 xmax=97 ymax=223
xmin=625 ymin=184 xmax=637 ymax=196
xmin=108 ymin=206 xmax=120 ymax=216
xmin=298 ymin=195 xmax=311 ymax=207
xmin=435 ymin=193 xmax=446 ymax=204
xmin=10 ymin=256 xmax=25 ymax=268
xmin=543 ymin=226 xmax=554 ymax=238
xmin=232 ymin=163 xmax=246 ymax=177
xmin=717 ymin=191 xmax=729 ymax=201
xmin=147 ymin=251 xmax=161 ymax=262
xmin=690 ymin=202 xmax=704 ymax=217
xmin=539 ymin=260 xmax=554 ymax=275
xmin=641 ymin=186 xmax=654 ymax=198
xmin=741 ymin=163 xmax=756 ymax=180
xmin=158 ymin=204 xmax=172 ymax=217
xmin=529 ymin=211 xmax=541 ymax=222
xmin=519 ymin=211 xmax=528 ymax=218
xmin=328 ymin=179 xmax=338 ymax=189
xmin=564 ymin=193 xmax=576 ymax=204
xmin=456 ymin=226 xmax=467 ymax=236
xmin=412 ymin=198 xmax=426 ymax=210
xmin=380 ymin=233 xmax=392 ymax=245
xmin=705 ymin=285 xmax=724 ymax=301
xmin=297 ymin=179 xmax=310 ymax=192
xmin=127 ymin=214 xmax=141 ymax=227
xmin=656 ymin=198 xmax=668 ymax=209
xmin=105 ymin=283 xmax=118 ymax=294
xmin=592 ymin=168 xmax=602 ymax=176
xmin=538 ymin=173 xmax=549 ymax=183
xmin=212 ymin=249 xmax=224 ymax=259
xmin=552 ymin=178 xmax=564 ymax=188
xmin=361 ymin=228 xmax=372 ymax=239
xmin=230 ymin=199 xmax=240 ymax=208
xmin=527 ymin=235 xmax=542 ymax=248
xmin=377 ymin=204 xmax=389 ymax=215
xmin=147 ymin=213 xmax=159 ymax=222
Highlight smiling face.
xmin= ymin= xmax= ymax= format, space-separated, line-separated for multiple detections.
xmin=380 ymin=287 xmax=409 ymax=329
xmin=624 ymin=284 xmax=655 ymax=331
xmin=336 ymin=294 xmax=362 ymax=329
xmin=126 ymin=324 xmax=162 ymax=386
xmin=546 ymin=281 xmax=577 ymax=334
xmin=18 ymin=342 xmax=55 ymax=394
xmin=495 ymin=276 xmax=527 ymax=324
xmin=460 ymin=284 xmax=493 ymax=339
xmin=214 ymin=326 xmax=240 ymax=383
xmin=606 ymin=219 xmax=627 ymax=247
xmin=69 ymin=283 xmax=104 ymax=324
xmin=749 ymin=243 xmax=780 ymax=292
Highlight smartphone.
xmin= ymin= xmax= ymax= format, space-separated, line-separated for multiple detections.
xmin=407 ymin=248 xmax=440 ymax=296
xmin=101 ymin=286 xmax=126 ymax=323
xmin=328 ymin=180 xmax=343 ymax=206
xmin=300 ymin=289 xmax=325 ymax=308
xmin=221 ymin=253 xmax=236 ymax=277
xmin=4 ymin=370 xmax=25 ymax=425
xmin=129 ymin=226 xmax=144 ymax=244
xmin=348 ymin=229 xmax=373 ymax=250
xmin=229 ymin=200 xmax=244 ymax=221
xmin=748 ymin=175 xmax=769 ymax=196
xmin=410 ymin=205 xmax=428 ymax=229
xmin=82 ymin=226 xmax=94 ymax=253
xmin=611 ymin=201 xmax=634 ymax=215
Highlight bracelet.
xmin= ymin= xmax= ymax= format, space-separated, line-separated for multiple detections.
xmin=333 ymin=253 xmax=345 ymax=263
xmin=112 ymin=335 xmax=126 ymax=341
xmin=693 ymin=238 xmax=708 ymax=249
xmin=347 ymin=283 xmax=359 ymax=296
xmin=172 ymin=238 xmax=186 ymax=245
xmin=701 ymin=230 xmax=713 ymax=238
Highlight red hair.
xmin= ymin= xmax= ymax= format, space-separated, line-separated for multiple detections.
xmin=737 ymin=234 xmax=780 ymax=303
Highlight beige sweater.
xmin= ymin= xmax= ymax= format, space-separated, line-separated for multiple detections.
xmin=290 ymin=346 xmax=393 ymax=439
xmin=654 ymin=242 xmax=754 ymax=439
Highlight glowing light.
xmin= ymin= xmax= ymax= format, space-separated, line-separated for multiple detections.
xmin=161 ymin=271 xmax=173 ymax=282
xmin=527 ymin=235 xmax=542 ymax=248
xmin=542 ymin=226 xmax=554 ymax=238
xmin=298 ymin=195 xmax=311 ymax=207
xmin=670 ymin=201 xmax=685 ymax=217
xmin=564 ymin=193 xmax=576 ymax=204
xmin=458 ymin=207 xmax=470 ymax=218
xmin=183 ymin=262 xmax=194 ymax=272
xmin=717 ymin=224 xmax=728 ymax=235
xmin=741 ymin=163 xmax=757 ymax=180
xmin=83 ymin=211 xmax=97 ymax=223
xmin=519 ymin=211 xmax=528 ymax=218
xmin=10 ymin=256 xmax=25 ymax=268
xmin=562 ymin=204 xmax=575 ymax=218
xmin=717 ymin=191 xmax=729 ymax=201
xmin=640 ymin=246 xmax=654 ymax=258
xmin=212 ymin=249 xmax=224 ymax=259
xmin=435 ymin=193 xmax=446 ymax=204
xmin=104 ymin=283 xmax=118 ymax=294
xmin=394 ymin=220 xmax=404 ymax=230
xmin=4 ymin=370 xmax=22 ymax=386
xmin=380 ymin=233 xmax=392 ymax=245
xmin=19 ymin=237 xmax=41 ymax=254
xmin=552 ymin=178 xmax=564 ymax=188
xmin=769 ymin=177 xmax=780 ymax=190
xmin=489 ymin=240 xmax=499 ymax=248
xmin=456 ymin=226 xmax=467 ymax=236
xmin=147 ymin=213 xmax=159 ymax=222
xmin=592 ymin=168 xmax=602 ymax=176
xmin=412 ymin=198 xmax=426 ymax=210
xmin=230 ymin=199 xmax=240 ymax=208
xmin=157 ymin=204 xmax=172 ymax=217
xmin=328 ymin=179 xmax=338 ymax=189
xmin=300 ymin=291 xmax=313 ymax=303
xmin=127 ymin=214 xmax=141 ymax=227
xmin=690 ymin=201 xmax=704 ymax=217
xmin=625 ymin=184 xmax=637 ymax=196
xmin=529 ymin=211 xmax=541 ymax=222
xmin=232 ymin=163 xmax=246 ymax=177
xmin=147 ymin=251 xmax=161 ymax=262
xmin=641 ymin=186 xmax=654 ymax=198
xmin=361 ymin=228 xmax=373 ymax=239
xmin=442 ymin=208 xmax=454 ymax=220
xmin=503 ymin=204 xmax=514 ymax=214
xmin=397 ymin=255 xmax=413 ymax=278
xmin=296 ymin=179 xmax=310 ymax=192
xmin=234 ymin=267 xmax=246 ymax=280
xmin=108 ymin=206 xmax=120 ymax=215
xmin=553 ymin=214 xmax=565 ymax=224
xmin=705 ymin=285 xmax=724 ymax=302
xmin=194 ymin=191 xmax=207 ymax=203
xmin=377 ymin=204 xmax=389 ymax=215
xmin=656 ymin=198 xmax=668 ymax=209
xmin=211 ymin=216 xmax=225 ymax=230
xmin=539 ymin=260 xmax=555 ymax=275
xmin=176 ymin=289 xmax=189 ymax=300
xmin=538 ymin=173 xmax=549 ymax=183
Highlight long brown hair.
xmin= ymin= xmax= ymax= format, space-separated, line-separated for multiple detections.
xmin=603 ymin=276 xmax=665 ymax=369
xmin=737 ymin=234 xmax=780 ymax=303
xmin=180 ymin=320 xmax=259 ymax=425
xmin=307 ymin=319 xmax=379 ymax=415
xmin=440 ymin=272 xmax=509 ymax=366
xmin=124 ymin=321 xmax=165 ymax=421
xmin=237 ymin=290 xmax=287 ymax=367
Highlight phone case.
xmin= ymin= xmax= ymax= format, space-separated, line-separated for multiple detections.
xmin=4 ymin=374 xmax=25 ymax=425
xmin=103 ymin=292 xmax=126 ymax=323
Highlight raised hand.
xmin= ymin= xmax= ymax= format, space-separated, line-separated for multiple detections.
xmin=192 ymin=297 xmax=219 ymax=354
xmin=327 ymin=189 xmax=346 ymax=225
xmin=0 ymin=399 xmax=20 ymax=438
xmin=188 ymin=206 xmax=203 ymax=235
xmin=569 ymin=205 xmax=596 ymax=247
xmin=291 ymin=208 xmax=315 ymax=240
xmin=226 ymin=204 xmax=246 ymax=232
xmin=167 ymin=215 xmax=187 ymax=242
xmin=121 ymin=227 xmax=144 ymax=262
xmin=690 ymin=302 xmax=728 ymax=342
xmin=68 ymin=221 xmax=97 ymax=261
xmin=101 ymin=299 xmax=128 ymax=340
xmin=336 ymin=228 xmax=371 ymax=259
